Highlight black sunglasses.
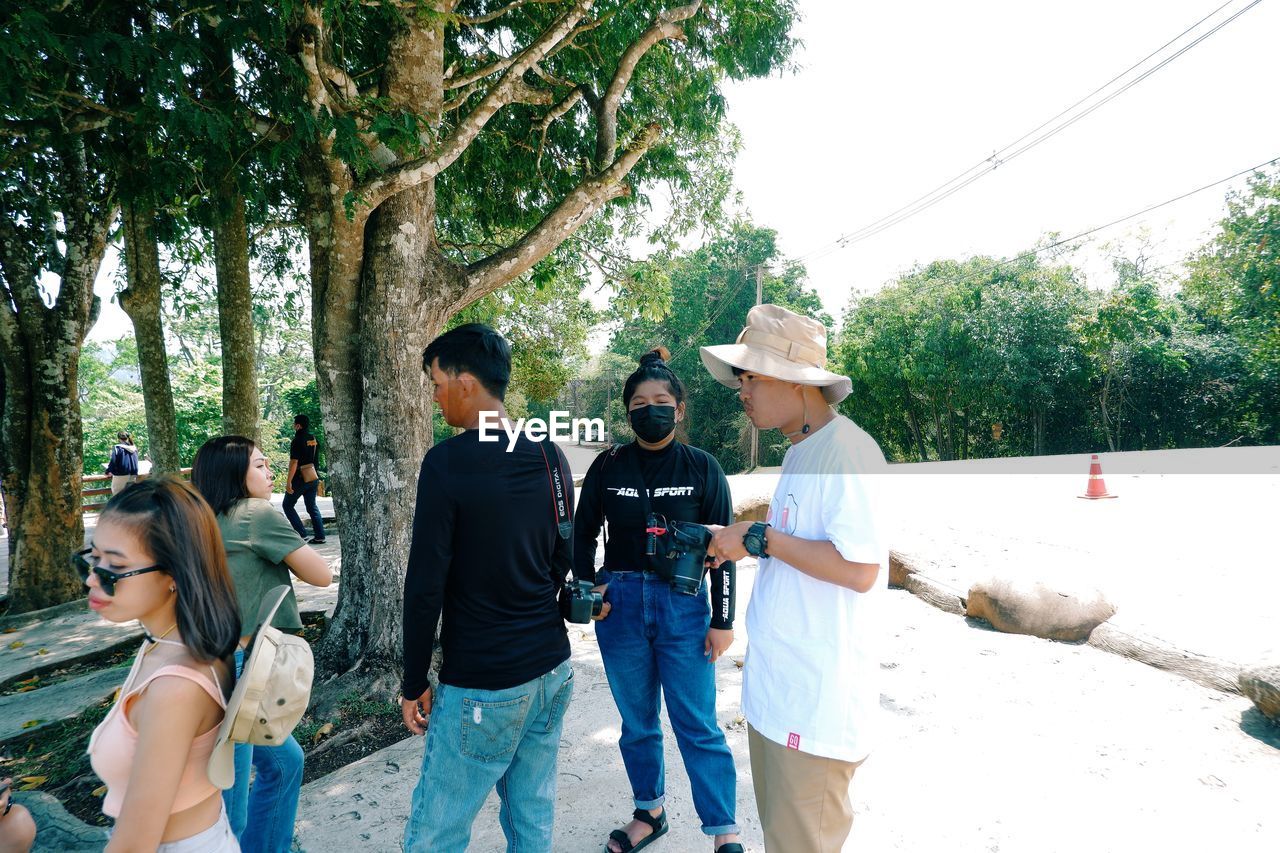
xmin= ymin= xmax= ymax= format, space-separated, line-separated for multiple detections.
xmin=71 ymin=548 xmax=165 ymax=596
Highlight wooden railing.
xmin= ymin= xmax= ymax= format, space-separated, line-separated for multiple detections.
xmin=82 ymin=468 xmax=193 ymax=513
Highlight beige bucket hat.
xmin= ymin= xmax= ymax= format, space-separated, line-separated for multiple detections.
xmin=208 ymin=586 xmax=313 ymax=789
xmin=700 ymin=303 xmax=852 ymax=404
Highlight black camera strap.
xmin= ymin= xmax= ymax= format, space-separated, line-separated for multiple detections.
xmin=537 ymin=441 xmax=572 ymax=541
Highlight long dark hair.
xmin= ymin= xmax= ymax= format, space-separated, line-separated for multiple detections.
xmin=622 ymin=346 xmax=686 ymax=408
xmin=191 ymin=435 xmax=256 ymax=516
xmin=101 ymin=478 xmax=241 ymax=662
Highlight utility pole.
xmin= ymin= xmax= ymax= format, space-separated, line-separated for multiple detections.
xmin=749 ymin=264 xmax=763 ymax=470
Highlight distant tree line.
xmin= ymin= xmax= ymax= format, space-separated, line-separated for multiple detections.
xmin=591 ymin=171 xmax=1280 ymax=470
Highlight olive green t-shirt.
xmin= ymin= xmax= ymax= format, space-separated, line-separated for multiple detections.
xmin=218 ymin=498 xmax=304 ymax=632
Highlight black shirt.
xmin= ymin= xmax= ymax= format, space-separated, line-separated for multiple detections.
xmin=289 ymin=431 xmax=318 ymax=485
xmin=574 ymin=441 xmax=736 ymax=629
xmin=401 ymin=431 xmax=573 ymax=697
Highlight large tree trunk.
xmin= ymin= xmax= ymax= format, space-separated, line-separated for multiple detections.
xmin=120 ymin=199 xmax=181 ymax=474
xmin=312 ymin=187 xmax=460 ymax=704
xmin=288 ymin=1 xmax=672 ymax=704
xmin=0 ymin=142 xmax=111 ymax=612
xmin=306 ymin=17 xmax=457 ymax=706
xmin=211 ymin=183 xmax=261 ymax=439
xmin=202 ymin=23 xmax=261 ymax=441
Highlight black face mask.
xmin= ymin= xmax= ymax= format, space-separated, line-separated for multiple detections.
xmin=629 ymin=404 xmax=677 ymax=443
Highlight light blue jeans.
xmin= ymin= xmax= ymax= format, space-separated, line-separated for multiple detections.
xmin=222 ymin=649 xmax=304 ymax=853
xmin=403 ymin=659 xmax=574 ymax=852
xmin=594 ymin=570 xmax=739 ymax=836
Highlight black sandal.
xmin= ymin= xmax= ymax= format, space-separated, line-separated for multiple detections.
xmin=715 ymin=845 xmax=745 ymax=853
xmin=606 ymin=808 xmax=668 ymax=852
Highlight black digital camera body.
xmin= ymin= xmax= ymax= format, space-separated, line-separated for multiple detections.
xmin=559 ymin=579 xmax=604 ymax=623
xmin=645 ymin=514 xmax=712 ymax=596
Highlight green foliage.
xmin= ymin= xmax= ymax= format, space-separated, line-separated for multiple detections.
xmin=79 ymin=341 xmax=149 ymax=475
xmin=837 ymin=234 xmax=1271 ymax=462
xmin=1183 ymin=168 xmax=1280 ymax=441
xmin=216 ymin=0 xmax=798 ymax=298
xmin=451 ymin=269 xmax=598 ymax=409
xmin=598 ymin=222 xmax=825 ymax=471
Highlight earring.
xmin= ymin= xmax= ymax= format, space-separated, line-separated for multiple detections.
xmin=169 ymin=585 xmax=176 ymax=593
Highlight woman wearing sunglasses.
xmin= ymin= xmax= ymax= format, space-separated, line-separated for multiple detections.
xmin=80 ymin=477 xmax=242 ymax=851
xmin=192 ymin=436 xmax=331 ymax=853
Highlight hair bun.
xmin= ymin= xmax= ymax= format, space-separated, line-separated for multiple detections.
xmin=640 ymin=346 xmax=671 ymax=366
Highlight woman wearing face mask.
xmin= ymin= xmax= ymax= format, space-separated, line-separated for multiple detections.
xmin=574 ymin=347 xmax=742 ymax=853
xmin=82 ymin=477 xmax=241 ymax=851
xmin=192 ymin=436 xmax=332 ymax=853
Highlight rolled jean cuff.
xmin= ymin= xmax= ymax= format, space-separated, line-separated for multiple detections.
xmin=701 ymin=823 xmax=741 ymax=837
xmin=633 ymin=795 xmax=665 ymax=810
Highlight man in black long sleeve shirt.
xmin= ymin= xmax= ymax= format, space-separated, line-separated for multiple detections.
xmin=401 ymin=324 xmax=574 ymax=853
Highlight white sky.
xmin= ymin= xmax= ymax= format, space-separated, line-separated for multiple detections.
xmin=719 ymin=0 xmax=1280 ymax=322
xmin=89 ymin=0 xmax=1280 ymax=343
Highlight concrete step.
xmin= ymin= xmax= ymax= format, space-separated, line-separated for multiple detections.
xmin=0 ymin=665 xmax=127 ymax=745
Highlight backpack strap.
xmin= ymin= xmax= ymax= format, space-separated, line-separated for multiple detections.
xmin=598 ymin=443 xmax=624 ymax=546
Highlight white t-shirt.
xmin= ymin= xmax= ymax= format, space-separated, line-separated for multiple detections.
xmin=742 ymin=414 xmax=888 ymax=763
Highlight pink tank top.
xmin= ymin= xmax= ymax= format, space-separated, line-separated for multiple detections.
xmin=87 ymin=641 xmax=227 ymax=818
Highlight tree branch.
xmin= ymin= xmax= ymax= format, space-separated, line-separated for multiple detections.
xmin=535 ymin=87 xmax=583 ymax=170
xmin=445 ymin=54 xmax=517 ymax=90
xmin=297 ymin=7 xmax=336 ymax=119
xmin=458 ymin=0 xmax=559 ymax=26
xmin=356 ymin=0 xmax=595 ymax=210
xmin=595 ymin=1 xmax=699 ymax=168
xmin=249 ymin=219 xmax=304 ymax=242
xmin=461 ymin=121 xmax=660 ymax=305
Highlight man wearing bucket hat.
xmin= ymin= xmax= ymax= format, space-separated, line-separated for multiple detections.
xmin=700 ymin=303 xmax=888 ymax=853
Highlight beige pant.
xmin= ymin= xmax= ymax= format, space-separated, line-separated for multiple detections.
xmin=748 ymin=724 xmax=864 ymax=852
xmin=110 ymin=475 xmax=137 ymax=495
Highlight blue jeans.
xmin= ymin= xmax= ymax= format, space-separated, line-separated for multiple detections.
xmin=282 ymin=479 xmax=325 ymax=540
xmin=404 ymin=659 xmax=574 ymax=853
xmin=594 ymin=570 xmax=739 ymax=836
xmin=222 ymin=649 xmax=304 ymax=853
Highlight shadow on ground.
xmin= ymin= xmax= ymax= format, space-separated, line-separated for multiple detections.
xmin=1239 ymin=707 xmax=1280 ymax=750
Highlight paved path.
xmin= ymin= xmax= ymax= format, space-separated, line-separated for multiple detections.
xmin=294 ymin=563 xmax=1279 ymax=852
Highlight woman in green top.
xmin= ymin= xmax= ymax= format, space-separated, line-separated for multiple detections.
xmin=192 ymin=435 xmax=332 ymax=853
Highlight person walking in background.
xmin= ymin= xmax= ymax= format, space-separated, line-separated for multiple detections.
xmin=106 ymin=432 xmax=140 ymax=495
xmin=574 ymin=347 xmax=743 ymax=853
xmin=401 ymin=324 xmax=575 ymax=852
xmin=192 ymin=436 xmax=333 ymax=853
xmin=701 ymin=304 xmax=889 ymax=853
xmin=283 ymin=415 xmax=326 ymax=544
xmin=81 ymin=477 xmax=242 ymax=851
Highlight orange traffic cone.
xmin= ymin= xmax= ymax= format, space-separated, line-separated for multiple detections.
xmin=1078 ymin=454 xmax=1118 ymax=499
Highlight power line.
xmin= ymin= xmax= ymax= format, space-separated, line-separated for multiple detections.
xmin=852 ymin=155 xmax=1277 ymax=299
xmin=795 ymin=0 xmax=1263 ymax=265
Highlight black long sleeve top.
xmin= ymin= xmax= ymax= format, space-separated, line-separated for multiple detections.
xmin=573 ymin=440 xmax=736 ymax=629
xmin=401 ymin=431 xmax=572 ymax=698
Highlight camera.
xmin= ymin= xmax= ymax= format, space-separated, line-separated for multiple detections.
xmin=559 ymin=579 xmax=604 ymax=623
xmin=645 ymin=514 xmax=712 ymax=596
